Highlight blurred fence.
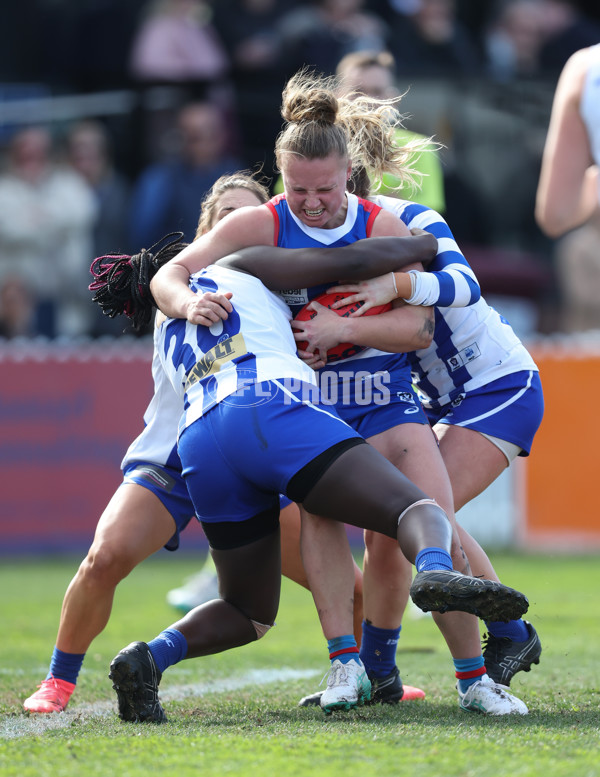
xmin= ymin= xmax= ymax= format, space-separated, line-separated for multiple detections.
xmin=0 ymin=339 xmax=212 ymax=555
xmin=2 ymin=333 xmax=599 ymax=556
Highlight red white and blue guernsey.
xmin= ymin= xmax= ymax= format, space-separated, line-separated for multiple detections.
xmin=154 ymin=265 xmax=363 ymax=523
xmin=370 ymin=194 xmax=539 ymax=412
xmin=266 ymin=191 xmax=381 ymax=321
xmin=266 ymin=192 xmax=428 ymax=433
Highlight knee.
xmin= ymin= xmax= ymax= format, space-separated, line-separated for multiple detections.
xmin=78 ymin=542 xmax=135 ymax=589
xmin=364 ymin=531 xmax=403 ymax=567
xmin=364 ymin=540 xmax=411 ymax=582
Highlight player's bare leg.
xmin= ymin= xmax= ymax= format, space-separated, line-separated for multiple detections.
xmin=24 ymin=486 xmax=176 ymax=714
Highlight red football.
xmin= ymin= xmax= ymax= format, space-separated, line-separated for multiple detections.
xmin=293 ymin=291 xmax=392 ymax=364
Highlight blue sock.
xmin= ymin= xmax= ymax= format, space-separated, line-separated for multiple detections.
xmin=415 ymin=547 xmax=453 ymax=572
xmin=486 ymin=619 xmax=529 ymax=641
xmin=359 ymin=622 xmax=401 ymax=679
xmin=327 ymin=634 xmax=359 ymax=665
xmin=148 ymin=628 xmax=188 ymax=673
xmin=46 ymin=646 xmax=85 ymax=685
xmin=454 ymin=656 xmax=486 ymax=693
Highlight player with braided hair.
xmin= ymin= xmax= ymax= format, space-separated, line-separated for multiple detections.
xmin=22 ymin=170 xmax=425 ymax=716
xmin=23 ymin=174 xmax=274 ymax=715
xmin=89 ymin=232 xmax=186 ymax=329
xmin=146 ymin=68 xmax=531 ymax=716
xmin=96 ymin=220 xmax=529 ymax=723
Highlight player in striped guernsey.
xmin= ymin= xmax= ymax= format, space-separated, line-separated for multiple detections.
xmin=149 ymin=68 xmax=532 ymax=715
xmin=98 ymin=229 xmax=529 ymax=722
xmin=295 ymin=173 xmax=543 ymax=696
xmin=21 ymin=172 xmax=429 ymax=716
xmin=22 ymin=175 xmax=277 ymax=715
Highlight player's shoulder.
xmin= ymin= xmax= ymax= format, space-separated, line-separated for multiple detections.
xmin=370 ymin=206 xmax=411 ymax=236
xmin=560 ymin=45 xmax=597 ymax=95
xmin=214 ymin=202 xmax=275 ymax=239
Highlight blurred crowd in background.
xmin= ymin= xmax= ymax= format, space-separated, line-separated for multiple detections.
xmin=1 ymin=0 xmax=599 ymax=341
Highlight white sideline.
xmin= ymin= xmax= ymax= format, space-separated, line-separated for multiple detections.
xmin=3 ymin=668 xmax=320 ymax=740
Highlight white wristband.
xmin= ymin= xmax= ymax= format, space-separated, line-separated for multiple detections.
xmin=409 ymin=270 xmax=418 ymax=299
xmin=391 ymin=271 xmax=398 ymax=296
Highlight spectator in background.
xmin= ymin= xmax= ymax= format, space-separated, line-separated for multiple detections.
xmin=278 ymin=0 xmax=390 ymax=77
xmin=336 ymin=50 xmax=446 ymax=213
xmin=0 ymin=276 xmax=38 ymax=339
xmin=0 ymin=126 xmax=97 ymax=338
xmin=212 ymin=0 xmax=295 ymax=73
xmin=127 ymin=0 xmax=236 ymax=184
xmin=129 ymin=102 xmax=242 ymax=247
xmin=66 ymin=121 xmax=131 ymax=258
xmin=65 ymin=120 xmax=133 ymax=337
xmin=484 ymin=0 xmax=547 ymax=81
xmin=211 ymin=0 xmax=296 ymax=171
xmin=538 ymin=0 xmax=600 ymax=76
xmin=128 ymin=0 xmax=230 ymax=87
xmin=272 ymin=50 xmax=447 ymax=213
xmin=384 ymin=0 xmax=482 ymax=77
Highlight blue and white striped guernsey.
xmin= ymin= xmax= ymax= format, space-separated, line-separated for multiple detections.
xmin=120 ymin=326 xmax=183 ymax=472
xmin=156 ymin=265 xmax=317 ymax=436
xmin=371 ymin=194 xmax=538 ymax=410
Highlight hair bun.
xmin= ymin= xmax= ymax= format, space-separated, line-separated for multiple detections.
xmin=281 ymin=71 xmax=339 ymax=125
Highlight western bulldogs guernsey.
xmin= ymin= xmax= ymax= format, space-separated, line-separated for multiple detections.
xmin=156 ymin=265 xmax=317 ymax=435
xmin=266 ymin=192 xmax=412 ymax=396
xmin=370 ymin=194 xmax=539 ymax=410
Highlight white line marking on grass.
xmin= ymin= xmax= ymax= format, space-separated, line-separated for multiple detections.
xmin=3 ymin=668 xmax=320 ymax=740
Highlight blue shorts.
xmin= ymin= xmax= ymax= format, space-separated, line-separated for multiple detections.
xmin=336 ymin=377 xmax=427 ymax=439
xmin=425 ymin=370 xmax=544 ymax=456
xmin=179 ymin=380 xmax=362 ymax=525
xmin=122 ymin=461 xmax=194 ymax=551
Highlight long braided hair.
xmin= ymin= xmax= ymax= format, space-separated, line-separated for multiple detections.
xmin=89 ymin=232 xmax=187 ymax=332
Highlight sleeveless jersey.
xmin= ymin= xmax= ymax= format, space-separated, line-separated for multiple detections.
xmin=581 ymin=43 xmax=600 ymax=168
xmin=266 ymin=192 xmax=412 ymax=399
xmin=370 ymin=194 xmax=538 ymax=410
xmin=156 ymin=265 xmax=317 ymax=434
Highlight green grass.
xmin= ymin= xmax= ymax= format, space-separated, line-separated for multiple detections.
xmin=2 ymin=553 xmax=599 ymax=777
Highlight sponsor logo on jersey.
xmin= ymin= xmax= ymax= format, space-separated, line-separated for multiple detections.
xmin=446 ymin=342 xmax=481 ymax=371
xmin=185 ymin=333 xmax=247 ymax=389
xmin=277 ymin=288 xmax=309 ymax=306
xmin=451 ymin=393 xmax=466 ymax=407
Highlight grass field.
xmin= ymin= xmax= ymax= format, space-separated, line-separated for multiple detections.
xmin=1 ymin=552 xmax=599 ymax=777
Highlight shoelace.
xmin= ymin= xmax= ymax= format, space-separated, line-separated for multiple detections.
xmin=35 ymin=677 xmax=69 ymax=699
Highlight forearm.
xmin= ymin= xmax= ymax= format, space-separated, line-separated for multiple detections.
xmin=338 ymin=305 xmax=434 ymax=353
xmin=219 ymin=234 xmax=437 ymax=290
xmin=150 ymin=263 xmax=197 ymax=318
xmin=537 ymin=164 xmax=599 ymax=237
xmin=394 ymin=266 xmax=480 ymax=307
xmin=399 ymin=211 xmax=480 ymax=306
